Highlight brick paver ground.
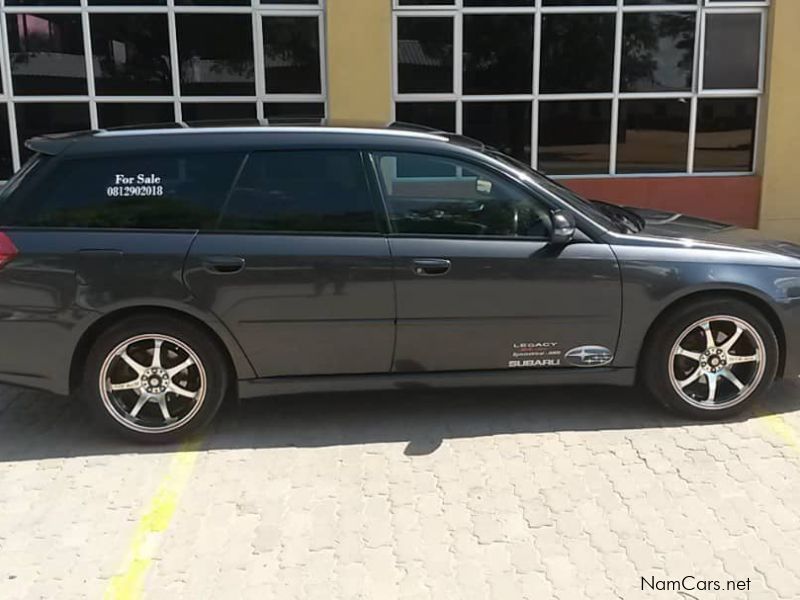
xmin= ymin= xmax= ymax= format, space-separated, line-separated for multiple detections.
xmin=0 ymin=381 xmax=798 ymax=599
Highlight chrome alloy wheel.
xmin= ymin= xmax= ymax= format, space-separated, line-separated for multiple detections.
xmin=99 ymin=334 xmax=207 ymax=434
xmin=668 ymin=315 xmax=766 ymax=410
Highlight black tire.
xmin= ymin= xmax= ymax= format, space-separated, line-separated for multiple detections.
xmin=79 ymin=313 xmax=229 ymax=443
xmin=642 ymin=297 xmax=779 ymax=420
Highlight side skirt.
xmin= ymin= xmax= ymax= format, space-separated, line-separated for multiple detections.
xmin=238 ymin=367 xmax=636 ymax=399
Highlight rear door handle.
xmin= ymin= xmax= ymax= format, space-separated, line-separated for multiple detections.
xmin=412 ymin=258 xmax=451 ymax=277
xmin=203 ymin=256 xmax=245 ymax=274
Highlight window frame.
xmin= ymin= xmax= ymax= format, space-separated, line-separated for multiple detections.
xmin=392 ymin=0 xmax=769 ymax=179
xmin=367 ymin=148 xmax=559 ymax=242
xmin=0 ymin=1 xmax=328 ymax=176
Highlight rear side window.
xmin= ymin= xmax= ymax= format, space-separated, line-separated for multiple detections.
xmin=219 ymin=150 xmax=379 ymax=234
xmin=0 ymin=154 xmax=45 ymax=224
xmin=4 ymin=153 xmax=245 ymax=229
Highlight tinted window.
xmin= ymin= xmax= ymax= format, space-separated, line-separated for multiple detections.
xmin=540 ymin=13 xmax=615 ymax=93
xmin=263 ymin=102 xmax=325 ymax=124
xmin=374 ymin=152 xmax=551 ymax=239
xmin=543 ymin=1 xmax=613 ymax=4
xmin=694 ymin=98 xmax=757 ymax=173
xmin=703 ymin=13 xmax=761 ymax=90
xmin=263 ymin=16 xmax=321 ymax=94
xmin=97 ymin=103 xmax=175 ymax=128
xmin=463 ymin=14 xmax=534 ymax=94
xmin=621 ymin=12 xmax=695 ymax=93
xmin=0 ymin=108 xmax=12 ymax=180
xmin=463 ymin=102 xmax=532 ymax=164
xmin=15 ymin=102 xmax=90 ymax=162
xmin=181 ymin=102 xmax=256 ymax=125
xmin=91 ymin=14 xmax=172 ymax=96
xmin=617 ymin=99 xmax=690 ymax=173
xmin=219 ymin=151 xmax=378 ymax=234
xmin=395 ymin=102 xmax=456 ymax=133
xmin=0 ymin=155 xmax=45 ymax=220
xmin=176 ymin=14 xmax=254 ymax=96
xmin=6 ymin=14 xmax=87 ymax=95
xmin=538 ymin=100 xmax=612 ymax=175
xmin=397 ymin=17 xmax=453 ymax=94
xmin=3 ymin=153 xmax=244 ymax=228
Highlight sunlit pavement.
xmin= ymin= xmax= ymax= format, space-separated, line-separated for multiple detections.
xmin=1 ymin=380 xmax=798 ymax=599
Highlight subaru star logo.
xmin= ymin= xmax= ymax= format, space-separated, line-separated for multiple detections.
xmin=565 ymin=346 xmax=613 ymax=368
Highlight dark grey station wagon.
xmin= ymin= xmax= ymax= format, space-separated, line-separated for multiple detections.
xmin=0 ymin=124 xmax=799 ymax=442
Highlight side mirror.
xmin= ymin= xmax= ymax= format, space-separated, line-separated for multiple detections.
xmin=550 ymin=210 xmax=576 ymax=245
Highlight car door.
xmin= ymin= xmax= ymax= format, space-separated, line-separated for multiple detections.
xmin=183 ymin=149 xmax=396 ymax=378
xmin=370 ymin=150 xmax=622 ymax=373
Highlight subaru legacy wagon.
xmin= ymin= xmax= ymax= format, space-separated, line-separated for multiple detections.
xmin=0 ymin=124 xmax=798 ymax=442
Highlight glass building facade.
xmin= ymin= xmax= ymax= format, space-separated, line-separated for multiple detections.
xmin=0 ymin=0 xmax=326 ymax=179
xmin=0 ymin=0 xmax=771 ymax=190
xmin=393 ymin=0 xmax=768 ymax=178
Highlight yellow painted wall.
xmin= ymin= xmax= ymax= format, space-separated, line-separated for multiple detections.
xmin=760 ymin=0 xmax=800 ymax=240
xmin=326 ymin=0 xmax=393 ymax=125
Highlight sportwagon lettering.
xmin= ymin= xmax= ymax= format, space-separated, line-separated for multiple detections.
xmin=0 ymin=122 xmax=799 ymax=442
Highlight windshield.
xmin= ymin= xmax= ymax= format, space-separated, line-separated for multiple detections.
xmin=485 ymin=150 xmax=627 ymax=233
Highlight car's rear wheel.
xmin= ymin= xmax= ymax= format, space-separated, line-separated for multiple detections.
xmin=80 ymin=314 xmax=228 ymax=443
xmin=643 ymin=298 xmax=779 ymax=419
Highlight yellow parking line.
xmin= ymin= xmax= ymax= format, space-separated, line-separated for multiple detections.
xmin=105 ymin=438 xmax=204 ymax=600
xmin=760 ymin=414 xmax=800 ymax=450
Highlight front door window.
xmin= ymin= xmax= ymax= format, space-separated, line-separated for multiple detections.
xmin=374 ymin=152 xmax=551 ymax=239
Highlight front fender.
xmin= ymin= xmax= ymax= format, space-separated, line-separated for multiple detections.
xmin=613 ymin=255 xmax=800 ymax=373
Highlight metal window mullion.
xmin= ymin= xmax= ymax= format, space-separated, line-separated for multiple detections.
xmin=395 ymin=94 xmax=457 ymax=102
xmin=541 ymin=92 xmax=614 ymax=101
xmin=391 ymin=13 xmax=399 ymax=102
xmin=705 ymin=0 xmax=768 ymax=6
xmin=317 ymin=12 xmax=327 ymax=119
xmin=461 ymin=94 xmax=534 ymax=101
xmin=258 ymin=2 xmax=323 ymax=10
xmin=253 ymin=0 xmax=265 ymax=121
xmin=454 ymin=11 xmax=462 ymax=134
xmin=0 ymin=5 xmax=20 ymax=171
xmin=687 ymin=2 xmax=703 ymax=174
xmin=609 ymin=0 xmax=624 ymax=176
xmin=540 ymin=6 xmax=616 ymax=14
xmin=698 ymin=88 xmax=761 ymax=97
xmin=622 ymin=4 xmax=699 ymax=13
xmin=462 ymin=7 xmax=537 ymax=15
xmin=531 ymin=0 xmax=541 ymax=170
xmin=751 ymin=95 xmax=763 ymax=173
xmin=167 ymin=0 xmax=182 ymax=122
xmin=757 ymin=8 xmax=767 ymax=92
xmin=687 ymin=96 xmax=698 ymax=174
xmin=697 ymin=5 xmax=707 ymax=93
xmin=749 ymin=4 xmax=769 ymax=172
xmin=80 ymin=0 xmax=98 ymax=130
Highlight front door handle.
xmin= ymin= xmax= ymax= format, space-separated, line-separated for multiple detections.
xmin=412 ymin=258 xmax=451 ymax=277
xmin=203 ymin=256 xmax=245 ymax=274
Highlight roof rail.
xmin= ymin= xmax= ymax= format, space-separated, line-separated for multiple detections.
xmin=388 ymin=121 xmax=448 ymax=134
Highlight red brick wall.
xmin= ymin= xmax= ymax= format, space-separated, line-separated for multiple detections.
xmin=562 ymin=176 xmax=761 ymax=228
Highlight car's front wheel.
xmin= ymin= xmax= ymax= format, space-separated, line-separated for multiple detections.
xmin=80 ymin=314 xmax=229 ymax=443
xmin=643 ymin=297 xmax=779 ymax=419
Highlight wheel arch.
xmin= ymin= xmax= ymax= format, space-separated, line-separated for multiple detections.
xmin=637 ymin=288 xmax=787 ymax=379
xmin=69 ymin=305 xmax=252 ymax=394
